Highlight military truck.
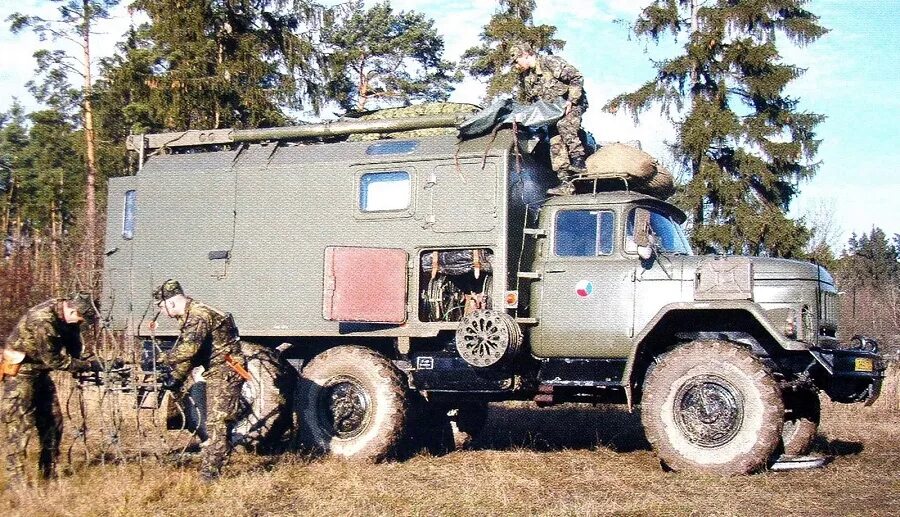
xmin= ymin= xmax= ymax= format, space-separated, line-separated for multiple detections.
xmin=102 ymin=107 xmax=883 ymax=475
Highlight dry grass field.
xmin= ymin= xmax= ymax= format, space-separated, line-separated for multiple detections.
xmin=1 ymin=365 xmax=898 ymax=517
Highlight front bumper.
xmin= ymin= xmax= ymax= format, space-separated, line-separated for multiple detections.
xmin=810 ymin=346 xmax=885 ymax=405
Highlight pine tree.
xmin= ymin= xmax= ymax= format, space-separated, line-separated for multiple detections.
xmin=8 ymin=0 xmax=121 ymax=286
xmin=18 ymin=109 xmax=85 ymax=293
xmin=0 ymin=102 xmax=30 ymax=242
xmin=460 ymin=0 xmax=564 ymax=101
xmin=606 ymin=0 xmax=827 ymax=257
xmin=321 ymin=1 xmax=459 ymax=111
xmin=120 ymin=0 xmax=342 ymax=130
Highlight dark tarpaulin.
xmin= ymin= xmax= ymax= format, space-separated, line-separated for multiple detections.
xmin=457 ymin=98 xmax=566 ymax=139
xmin=421 ymin=250 xmax=493 ymax=276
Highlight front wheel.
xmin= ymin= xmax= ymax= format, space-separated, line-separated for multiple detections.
xmin=296 ymin=346 xmax=407 ymax=462
xmin=641 ymin=341 xmax=784 ymax=475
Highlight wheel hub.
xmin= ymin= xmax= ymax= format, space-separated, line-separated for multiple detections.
xmin=674 ymin=375 xmax=743 ymax=448
xmin=319 ymin=378 xmax=371 ymax=439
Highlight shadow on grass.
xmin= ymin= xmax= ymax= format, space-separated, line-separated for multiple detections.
xmin=473 ymin=404 xmax=649 ymax=453
xmin=811 ymin=436 xmax=865 ymax=457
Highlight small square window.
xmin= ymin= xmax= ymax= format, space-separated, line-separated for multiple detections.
xmin=360 ymin=171 xmax=410 ymax=212
xmin=122 ymin=190 xmax=136 ymax=239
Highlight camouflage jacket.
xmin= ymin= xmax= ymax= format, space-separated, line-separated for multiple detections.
xmin=521 ymin=55 xmax=588 ymax=108
xmin=3 ymin=299 xmax=91 ymax=373
xmin=163 ymin=300 xmax=242 ymax=384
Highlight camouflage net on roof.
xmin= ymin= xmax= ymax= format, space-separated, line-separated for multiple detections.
xmin=347 ymin=102 xmax=481 ymax=141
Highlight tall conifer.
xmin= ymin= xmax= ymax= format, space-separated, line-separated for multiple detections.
xmin=607 ymin=0 xmax=827 ymax=256
xmin=460 ymin=0 xmax=563 ymax=100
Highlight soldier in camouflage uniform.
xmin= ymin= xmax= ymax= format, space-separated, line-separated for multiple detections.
xmin=509 ymin=42 xmax=589 ymax=195
xmin=153 ymin=279 xmax=246 ymax=481
xmin=0 ymin=293 xmax=101 ymax=488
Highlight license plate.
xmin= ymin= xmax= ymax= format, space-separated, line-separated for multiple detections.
xmin=854 ymin=358 xmax=874 ymax=372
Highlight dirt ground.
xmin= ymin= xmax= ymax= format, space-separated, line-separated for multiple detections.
xmin=1 ymin=369 xmax=898 ymax=517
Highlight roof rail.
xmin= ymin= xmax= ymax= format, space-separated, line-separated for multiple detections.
xmin=126 ymin=113 xmax=469 ymax=152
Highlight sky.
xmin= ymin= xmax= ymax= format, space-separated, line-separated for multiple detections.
xmin=0 ymin=0 xmax=897 ymax=251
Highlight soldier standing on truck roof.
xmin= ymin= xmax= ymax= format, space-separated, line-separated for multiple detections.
xmin=153 ymin=279 xmax=248 ymax=482
xmin=0 ymin=293 xmax=103 ymax=489
xmin=509 ymin=41 xmax=589 ymax=196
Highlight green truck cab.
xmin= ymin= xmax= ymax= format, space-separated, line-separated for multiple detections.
xmin=103 ymin=108 xmax=883 ymax=475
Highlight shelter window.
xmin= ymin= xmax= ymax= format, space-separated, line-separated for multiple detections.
xmin=365 ymin=140 xmax=419 ymax=156
xmin=554 ymin=210 xmax=615 ymax=257
xmin=122 ymin=190 xmax=136 ymax=239
xmin=360 ymin=171 xmax=411 ymax=212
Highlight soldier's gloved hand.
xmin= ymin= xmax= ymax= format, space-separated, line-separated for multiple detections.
xmin=87 ymin=358 xmax=105 ymax=372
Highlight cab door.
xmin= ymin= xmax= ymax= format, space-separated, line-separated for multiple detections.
xmin=531 ymin=207 xmax=635 ymax=359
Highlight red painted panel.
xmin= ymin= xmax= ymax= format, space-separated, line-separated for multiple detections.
xmin=323 ymin=247 xmax=408 ymax=323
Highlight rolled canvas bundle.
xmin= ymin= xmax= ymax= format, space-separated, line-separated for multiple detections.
xmin=583 ymin=142 xmax=675 ymax=198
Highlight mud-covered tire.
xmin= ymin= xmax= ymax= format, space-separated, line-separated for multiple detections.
xmin=781 ymin=389 xmax=820 ymax=456
xmin=296 ymin=346 xmax=407 ymax=462
xmin=641 ymin=341 xmax=784 ymax=475
xmin=232 ymin=343 xmax=294 ymax=450
xmin=163 ymin=343 xmax=293 ymax=450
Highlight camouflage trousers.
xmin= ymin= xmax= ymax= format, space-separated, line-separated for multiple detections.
xmin=1 ymin=370 xmax=63 ymax=487
xmin=550 ymin=103 xmax=586 ymax=180
xmin=198 ymin=369 xmax=243 ymax=480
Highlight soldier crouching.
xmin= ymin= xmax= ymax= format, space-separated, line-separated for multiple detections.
xmin=0 ymin=293 xmax=102 ymax=489
xmin=153 ymin=279 xmax=247 ymax=481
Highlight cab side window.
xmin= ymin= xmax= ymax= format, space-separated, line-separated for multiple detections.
xmin=554 ymin=210 xmax=615 ymax=257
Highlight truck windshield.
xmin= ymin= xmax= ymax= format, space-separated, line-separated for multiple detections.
xmin=626 ymin=207 xmax=692 ymax=255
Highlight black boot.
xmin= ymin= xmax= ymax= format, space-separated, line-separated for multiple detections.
xmin=568 ymin=156 xmax=587 ymax=174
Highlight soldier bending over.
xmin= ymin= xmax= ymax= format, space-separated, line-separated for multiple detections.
xmin=1 ymin=293 xmax=102 ymax=488
xmin=154 ymin=279 xmax=246 ymax=481
xmin=509 ymin=41 xmax=589 ymax=196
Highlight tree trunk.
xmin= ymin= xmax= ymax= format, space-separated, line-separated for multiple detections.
xmin=50 ymin=176 xmax=62 ymax=295
xmin=82 ymin=0 xmax=99 ymax=291
xmin=357 ymin=59 xmax=368 ymax=111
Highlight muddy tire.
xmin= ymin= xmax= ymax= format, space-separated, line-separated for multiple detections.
xmin=296 ymin=346 xmax=407 ymax=462
xmin=232 ymin=343 xmax=293 ymax=450
xmin=164 ymin=343 xmax=293 ymax=450
xmin=781 ymin=389 xmax=820 ymax=456
xmin=641 ymin=341 xmax=784 ymax=475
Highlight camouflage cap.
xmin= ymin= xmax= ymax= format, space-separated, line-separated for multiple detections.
xmin=67 ymin=292 xmax=97 ymax=321
xmin=152 ymin=279 xmax=184 ymax=302
xmin=508 ymin=41 xmax=534 ymax=62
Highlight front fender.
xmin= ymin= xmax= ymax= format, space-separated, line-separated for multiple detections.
xmin=622 ymin=301 xmax=809 ymax=408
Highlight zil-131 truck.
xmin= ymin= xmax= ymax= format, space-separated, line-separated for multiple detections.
xmin=101 ymin=105 xmax=883 ymax=475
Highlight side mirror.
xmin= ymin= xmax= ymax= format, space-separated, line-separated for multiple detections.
xmin=633 ymin=208 xmax=654 ymax=260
